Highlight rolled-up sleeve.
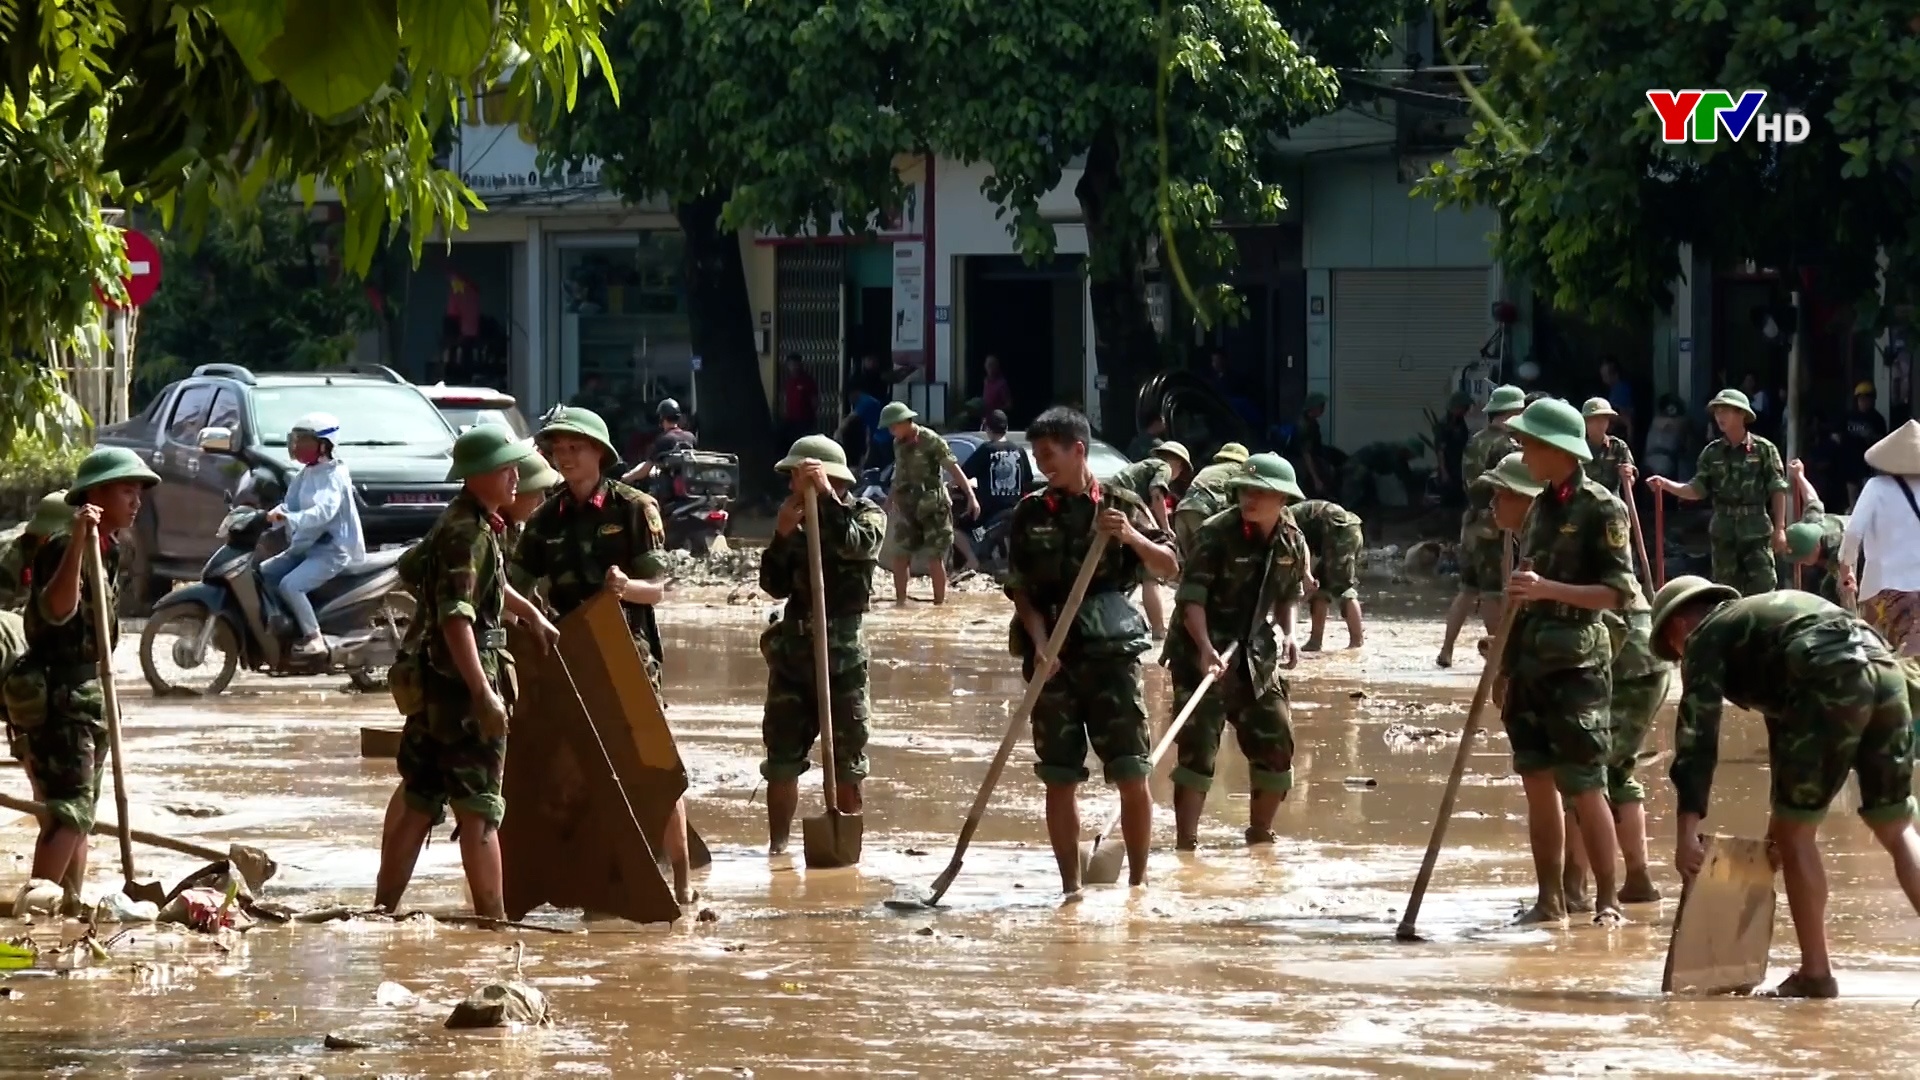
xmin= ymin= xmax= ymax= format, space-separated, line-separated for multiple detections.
xmin=1669 ymin=633 xmax=1727 ymax=817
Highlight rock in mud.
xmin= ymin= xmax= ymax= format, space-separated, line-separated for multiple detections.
xmin=444 ymin=981 xmax=549 ymax=1029
xmin=10 ymin=880 xmax=63 ymax=918
xmin=1382 ymin=723 xmax=1453 ymax=749
xmin=324 ymin=1032 xmax=373 ymax=1050
xmin=375 ymin=980 xmax=417 ymax=1007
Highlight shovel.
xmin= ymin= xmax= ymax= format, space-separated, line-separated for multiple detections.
xmin=886 ymin=533 xmax=1111 ymax=911
xmin=0 ymin=791 xmax=278 ymax=895
xmin=800 ymin=484 xmax=861 ymax=868
xmin=1079 ymin=640 xmax=1241 ymax=885
xmin=84 ymin=538 xmax=167 ymax=908
xmin=1662 ymin=835 xmax=1776 ymax=994
xmin=1623 ymin=467 xmax=1655 ymax=595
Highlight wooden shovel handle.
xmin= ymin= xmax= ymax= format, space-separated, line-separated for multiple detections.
xmin=1090 ymin=639 xmax=1241 ymax=843
xmin=802 ymin=485 xmax=838 ymax=813
xmin=84 ymin=537 xmax=138 ymax=885
xmin=1624 ymin=477 xmax=1656 ymax=595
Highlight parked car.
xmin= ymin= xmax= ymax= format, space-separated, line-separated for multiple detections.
xmin=941 ymin=431 xmax=1133 ymax=485
xmin=97 ymin=363 xmax=460 ymax=612
xmin=419 ymin=383 xmax=531 ymax=438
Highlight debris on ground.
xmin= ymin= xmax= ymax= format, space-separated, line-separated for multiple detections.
xmin=444 ymin=981 xmax=549 ymax=1029
xmin=10 ymin=880 xmax=63 ymax=918
xmin=158 ymin=884 xmax=253 ymax=933
xmin=91 ymin=892 xmax=159 ymax=923
xmin=1382 ymin=723 xmax=1454 ymax=749
xmin=324 ymin=1032 xmax=373 ymax=1050
xmin=376 ymin=980 xmax=418 ymax=1007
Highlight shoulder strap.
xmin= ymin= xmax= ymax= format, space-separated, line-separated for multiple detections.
xmin=1897 ymin=477 xmax=1920 ymax=527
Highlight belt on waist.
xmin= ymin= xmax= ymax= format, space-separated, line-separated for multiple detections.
xmin=477 ymin=627 xmax=508 ymax=651
xmin=1714 ymin=503 xmax=1770 ymax=515
xmin=1525 ymin=601 xmax=1601 ymax=623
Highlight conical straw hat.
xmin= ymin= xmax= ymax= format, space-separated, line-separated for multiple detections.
xmin=1865 ymin=419 xmax=1920 ymax=476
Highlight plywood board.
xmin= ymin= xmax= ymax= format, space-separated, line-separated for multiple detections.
xmin=1662 ymin=835 xmax=1775 ymax=995
xmin=499 ymin=622 xmax=679 ymax=925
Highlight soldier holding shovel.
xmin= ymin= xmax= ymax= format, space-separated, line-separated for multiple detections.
xmin=1165 ymin=454 xmax=1311 ymax=850
xmin=1651 ymin=577 xmax=1920 ymax=998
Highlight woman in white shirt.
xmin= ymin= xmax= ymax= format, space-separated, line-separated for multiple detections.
xmin=1839 ymin=419 xmax=1920 ymax=654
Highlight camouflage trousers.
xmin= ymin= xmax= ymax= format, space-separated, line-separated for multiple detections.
xmin=15 ymin=677 xmax=110 ymax=834
xmin=1502 ymin=660 xmax=1613 ymax=796
xmin=1765 ymin=656 xmax=1914 ymax=826
xmin=396 ymin=667 xmax=507 ymax=828
xmin=1709 ymin=530 xmax=1778 ymax=597
xmin=1456 ymin=528 xmax=1506 ymax=595
xmin=891 ymin=492 xmax=954 ymax=559
xmin=1169 ymin=663 xmax=1294 ymax=795
xmin=759 ymin=619 xmax=871 ymax=784
xmin=1027 ymin=652 xmax=1151 ymax=785
xmin=1562 ymin=669 xmax=1670 ymax=809
xmin=1313 ymin=523 xmax=1364 ymax=602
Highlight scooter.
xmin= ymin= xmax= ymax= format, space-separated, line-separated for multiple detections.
xmin=651 ymin=449 xmax=738 ymax=555
xmin=138 ymin=507 xmax=414 ymax=696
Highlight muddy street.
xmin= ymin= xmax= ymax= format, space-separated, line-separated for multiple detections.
xmin=4 ymin=589 xmax=1919 ymax=1076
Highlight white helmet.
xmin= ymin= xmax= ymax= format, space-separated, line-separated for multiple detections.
xmin=290 ymin=411 xmax=342 ymax=444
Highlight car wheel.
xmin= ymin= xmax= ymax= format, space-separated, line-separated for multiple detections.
xmin=117 ymin=518 xmax=164 ymax=618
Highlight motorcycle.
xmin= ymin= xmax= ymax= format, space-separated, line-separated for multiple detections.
xmin=950 ymin=505 xmax=1016 ymax=577
xmin=139 ymin=507 xmax=414 ymax=696
xmin=650 ymin=449 xmax=738 ymax=555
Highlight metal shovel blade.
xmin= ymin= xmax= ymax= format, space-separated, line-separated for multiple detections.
xmin=1663 ymin=835 xmax=1775 ymax=995
xmin=1078 ymin=832 xmax=1126 ymax=886
xmin=124 ymin=877 xmax=167 ymax=907
xmin=801 ymin=810 xmax=863 ymax=869
xmin=228 ymin=843 xmax=279 ymax=894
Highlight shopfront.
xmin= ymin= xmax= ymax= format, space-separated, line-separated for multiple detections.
xmin=544 ymin=229 xmax=693 ymax=453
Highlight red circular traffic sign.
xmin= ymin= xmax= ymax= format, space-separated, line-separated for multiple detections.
xmin=100 ymin=230 xmax=162 ymax=309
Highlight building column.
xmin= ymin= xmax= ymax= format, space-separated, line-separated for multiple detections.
xmin=1305 ymin=268 xmax=1331 ymax=441
xmin=522 ymin=217 xmax=545 ymax=412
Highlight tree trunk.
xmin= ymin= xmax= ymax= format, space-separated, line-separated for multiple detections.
xmin=1076 ymin=131 xmax=1163 ymax=446
xmin=675 ymin=192 xmax=780 ymax=497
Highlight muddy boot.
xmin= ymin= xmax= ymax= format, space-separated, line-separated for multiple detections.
xmin=1619 ymin=868 xmax=1663 ymax=904
xmin=1766 ymin=971 xmax=1839 ymax=998
xmin=1172 ymin=786 xmax=1206 ymax=851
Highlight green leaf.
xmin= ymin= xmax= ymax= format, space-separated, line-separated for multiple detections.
xmin=398 ymin=0 xmax=493 ymax=77
xmin=207 ymin=0 xmax=290 ymax=83
xmin=0 ymin=941 xmax=35 ymax=970
xmin=259 ymin=0 xmax=403 ymax=119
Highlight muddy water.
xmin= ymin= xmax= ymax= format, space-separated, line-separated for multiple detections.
xmin=4 ymin=589 xmax=1920 ymax=1076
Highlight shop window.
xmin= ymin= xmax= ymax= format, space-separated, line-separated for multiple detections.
xmin=556 ymin=233 xmax=694 ymax=455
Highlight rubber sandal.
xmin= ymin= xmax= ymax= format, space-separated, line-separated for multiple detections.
xmin=1766 ymin=971 xmax=1839 ymax=999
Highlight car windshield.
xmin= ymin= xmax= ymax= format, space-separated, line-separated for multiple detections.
xmin=251 ymin=385 xmax=454 ymax=450
xmin=438 ymin=406 xmax=529 ymax=438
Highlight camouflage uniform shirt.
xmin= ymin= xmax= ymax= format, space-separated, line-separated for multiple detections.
xmin=400 ymin=492 xmax=508 ymax=688
xmin=760 ymin=493 xmax=888 ymax=646
xmin=1172 ymin=461 xmax=1245 ymax=554
xmin=1506 ymin=476 xmax=1638 ymax=676
xmin=891 ymin=424 xmax=957 ymax=511
xmin=1164 ymin=508 xmax=1309 ymax=682
xmin=511 ymin=479 xmax=671 ymax=662
xmin=1582 ymin=435 xmax=1635 ymax=496
xmin=0 ymin=530 xmax=42 ymax=613
xmin=1795 ymin=497 xmax=1849 ymax=606
xmin=1113 ymin=457 xmax=1174 ymax=507
xmin=1693 ymin=435 xmax=1788 ymax=542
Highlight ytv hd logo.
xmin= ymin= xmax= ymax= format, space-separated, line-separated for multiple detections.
xmin=1645 ymin=90 xmax=1810 ymax=144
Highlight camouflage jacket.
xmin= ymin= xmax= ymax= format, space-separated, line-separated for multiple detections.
xmin=400 ymin=492 xmax=508 ymax=683
xmin=1175 ymin=462 xmax=1244 ymax=523
xmin=760 ymin=492 xmax=887 ymax=623
xmin=1006 ymin=482 xmax=1166 ymax=660
xmin=1287 ymin=499 xmax=1361 ymax=552
xmin=1670 ymin=591 xmax=1891 ymax=817
xmin=1581 ymin=435 xmax=1635 ymax=496
xmin=891 ymin=425 xmax=957 ymax=505
xmin=1693 ymin=435 xmax=1788 ymax=540
xmin=22 ymin=533 xmax=120 ymax=685
xmin=1113 ymin=457 xmax=1174 ymax=506
xmin=1505 ymin=476 xmax=1636 ymax=676
xmin=0 ymin=530 xmax=43 ymax=613
xmin=1463 ymin=425 xmax=1517 ymax=487
xmin=0 ymin=611 xmax=24 ymax=685
xmin=1608 ymin=577 xmax=1670 ymax=681
xmin=511 ymin=479 xmax=670 ymax=655
xmin=1795 ymin=498 xmax=1848 ymax=605
xmin=1164 ymin=507 xmax=1308 ymax=681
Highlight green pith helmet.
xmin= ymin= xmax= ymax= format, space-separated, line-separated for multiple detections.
xmin=448 ymin=425 xmax=536 ymax=482
xmin=1708 ymin=387 xmax=1757 ymax=422
xmin=1648 ymin=575 xmax=1740 ymax=662
xmin=1784 ymin=522 xmax=1824 ymax=560
xmin=1581 ymin=396 xmax=1617 ymax=419
xmin=1505 ymin=398 xmax=1593 ymax=462
xmin=1485 ymin=452 xmax=1545 ymax=497
xmin=878 ymin=401 xmax=917 ymax=428
xmin=26 ymin=491 xmax=74 ymax=537
xmin=1214 ymin=442 xmax=1250 ymax=464
xmin=536 ymin=405 xmax=618 ymax=462
xmin=1303 ymin=393 xmax=1328 ymax=412
xmin=515 ymin=448 xmax=562 ymax=493
xmin=776 ymin=434 xmax=856 ymax=484
xmin=1152 ymin=440 xmax=1193 ymax=471
xmin=1231 ymin=453 xmax=1305 ymax=500
xmin=66 ymin=447 xmax=161 ymax=505
xmin=1484 ymin=384 xmax=1527 ymax=416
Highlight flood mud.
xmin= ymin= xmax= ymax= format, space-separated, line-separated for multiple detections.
xmin=3 ymin=585 xmax=1918 ymax=1076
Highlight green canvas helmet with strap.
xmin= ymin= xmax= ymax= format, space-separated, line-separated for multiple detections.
xmin=66 ymin=447 xmax=161 ymax=505
xmin=1784 ymin=521 xmax=1823 ymax=560
xmin=1647 ymin=575 xmax=1740 ymax=661
xmin=1231 ymin=453 xmax=1305 ymax=499
xmin=448 ymin=425 xmax=536 ymax=481
xmin=1707 ymin=387 xmax=1757 ymax=421
xmin=1505 ymin=398 xmax=1594 ymax=462
xmin=515 ymin=448 xmax=562 ymax=493
xmin=1581 ymin=396 xmax=1617 ymax=419
xmin=878 ymin=401 xmax=917 ymax=428
xmin=776 ymin=434 xmax=856 ymax=484
xmin=26 ymin=491 xmax=74 ymax=537
xmin=1484 ymin=452 xmax=1545 ymax=497
xmin=536 ymin=405 xmax=618 ymax=462
xmin=1213 ymin=442 xmax=1251 ymax=464
xmin=1484 ymin=384 xmax=1527 ymax=416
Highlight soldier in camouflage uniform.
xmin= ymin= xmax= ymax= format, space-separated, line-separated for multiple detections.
xmin=1 ymin=449 xmax=156 ymax=900
xmin=376 ymin=426 xmax=557 ymax=921
xmin=1339 ymin=437 xmax=1426 ymax=513
xmin=1439 ymin=385 xmax=1524 ymax=668
xmin=1114 ymin=441 xmax=1191 ymax=639
xmin=2 ymin=494 xmax=71 ymax=765
xmin=1499 ymin=398 xmax=1639 ymax=926
xmin=1007 ymin=407 xmax=1179 ymax=897
xmin=758 ymin=435 xmax=887 ymax=854
xmin=1651 ymin=577 xmax=1920 ymax=999
xmin=512 ymin=406 xmax=696 ymax=902
xmin=1171 ymin=442 xmax=1250 ymax=556
xmin=1648 ymin=388 xmax=1789 ymax=596
xmin=1782 ymin=457 xmax=1847 ymax=606
xmin=1580 ymin=397 xmax=1635 ymax=496
xmin=1288 ymin=498 xmax=1366 ymax=650
xmin=504 ymin=450 xmax=561 ymax=544
xmin=1165 ymin=454 xmax=1310 ymax=849
xmin=881 ymin=401 xmax=977 ymax=605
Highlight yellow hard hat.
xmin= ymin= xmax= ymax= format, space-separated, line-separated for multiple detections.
xmin=1854 ymin=381 xmax=1876 ymax=397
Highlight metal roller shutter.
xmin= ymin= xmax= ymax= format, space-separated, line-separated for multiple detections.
xmin=1329 ymin=269 xmax=1490 ymax=450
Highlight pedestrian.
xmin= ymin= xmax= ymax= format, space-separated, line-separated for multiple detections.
xmin=834 ymin=391 xmax=877 ymax=471
xmin=1840 ymin=381 xmax=1888 ymax=509
xmin=957 ymin=410 xmax=1034 ymax=573
xmin=260 ymin=412 xmax=366 ymax=658
xmin=1113 ymin=441 xmax=1194 ymax=639
xmin=1651 ymin=576 xmax=1920 ymax=998
xmin=1287 ymin=497 xmax=1367 ymax=651
xmin=624 ymin=399 xmax=697 ymax=486
xmin=1499 ymin=397 xmax=1637 ymax=927
xmin=0 ymin=447 xmax=159 ymax=908
xmin=0 ymin=492 xmax=73 ymax=614
xmin=848 ymin=352 xmax=891 ymax=408
xmin=1164 ymin=454 xmax=1310 ymax=850
xmin=1171 ymin=442 xmax=1250 ymax=556
xmin=882 ymin=401 xmax=978 ymax=605
xmin=1438 ymin=384 xmax=1523 ymax=668
xmin=1579 ymin=397 xmax=1635 ymax=497
xmin=1839 ymin=419 xmax=1920 ymax=655
xmin=511 ymin=407 xmax=694 ymax=904
xmin=1295 ymin=393 xmax=1333 ymax=498
xmin=779 ymin=353 xmax=819 ymax=447
xmin=376 ymin=426 xmax=558 ymax=921
xmin=1781 ymin=458 xmax=1848 ymax=607
xmin=1435 ymin=391 xmax=1473 ymax=506
xmin=981 ymin=354 xmax=1013 ymax=416
xmin=1006 ymin=406 xmax=1179 ymax=898
xmin=1646 ymin=388 xmax=1789 ymax=596
xmin=1600 ymin=358 xmax=1636 ymax=446
xmin=1338 ymin=437 xmax=1426 ymax=513
xmin=756 ymin=436 xmax=887 ymax=855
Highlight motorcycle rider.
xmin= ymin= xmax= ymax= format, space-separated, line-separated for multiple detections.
xmin=624 ymin=399 xmax=698 ymax=486
xmin=263 ymin=412 xmax=366 ymax=657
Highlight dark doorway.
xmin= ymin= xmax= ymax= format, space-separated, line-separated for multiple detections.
xmin=850 ymin=286 xmax=892 ymax=373
xmin=964 ymin=257 xmax=1067 ymax=428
